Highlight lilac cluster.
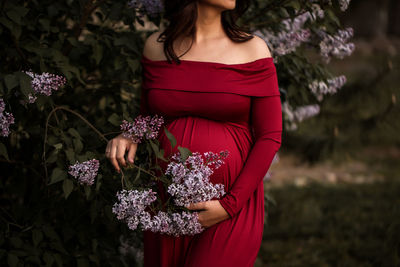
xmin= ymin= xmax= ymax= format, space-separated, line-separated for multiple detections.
xmin=141 ymin=210 xmax=203 ymax=236
xmin=0 ymin=98 xmax=15 ymax=137
xmin=166 ymin=150 xmax=229 ymax=207
xmin=293 ymin=104 xmax=321 ymax=122
xmin=339 ymin=0 xmax=351 ymax=11
xmin=282 ymin=101 xmax=321 ymax=131
xmin=120 ymin=114 xmax=164 ymax=144
xmin=253 ymin=4 xmax=324 ymax=59
xmin=112 ymin=189 xmax=203 ymax=236
xmin=317 ymin=27 xmax=355 ymax=63
xmin=128 ymin=0 xmax=164 ymax=18
xmin=308 ymin=75 xmax=347 ymax=101
xmin=23 ymin=71 xmax=67 ymax=104
xmin=68 ymin=159 xmax=100 ymax=186
xmin=112 ymin=189 xmax=157 ymax=228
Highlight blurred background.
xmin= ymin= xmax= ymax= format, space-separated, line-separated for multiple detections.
xmin=259 ymin=0 xmax=400 ymax=266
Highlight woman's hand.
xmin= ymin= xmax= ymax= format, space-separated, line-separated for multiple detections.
xmin=186 ymin=200 xmax=230 ymax=228
xmin=105 ymin=133 xmax=137 ymax=173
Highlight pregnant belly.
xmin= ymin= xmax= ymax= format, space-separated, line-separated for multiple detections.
xmin=157 ymin=116 xmax=253 ymax=190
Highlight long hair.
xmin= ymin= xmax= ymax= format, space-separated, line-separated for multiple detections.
xmin=157 ymin=0 xmax=253 ymax=64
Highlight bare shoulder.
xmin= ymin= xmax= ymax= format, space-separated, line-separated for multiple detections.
xmin=242 ymin=34 xmax=272 ymax=60
xmin=142 ymin=30 xmax=165 ymax=60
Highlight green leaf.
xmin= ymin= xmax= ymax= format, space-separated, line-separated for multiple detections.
xmin=32 ymin=229 xmax=43 ymax=247
xmin=7 ymin=253 xmax=19 ymax=267
xmin=68 ymin=128 xmax=81 ymax=139
xmin=4 ymin=74 xmax=18 ymax=90
xmin=127 ymin=58 xmax=139 ymax=73
xmin=163 ymin=127 xmax=177 ymax=149
xmin=108 ymin=113 xmax=120 ymax=126
xmin=93 ymin=44 xmax=103 ymax=65
xmin=0 ymin=142 xmax=9 ymax=161
xmin=65 ymin=148 xmax=76 ymax=163
xmin=149 ymin=140 xmax=167 ymax=161
xmin=286 ymin=0 xmax=300 ymax=10
xmin=177 ymin=146 xmax=192 ymax=162
xmin=0 ymin=17 xmax=13 ymax=30
xmin=48 ymin=168 xmax=67 ymax=185
xmin=17 ymin=72 xmax=33 ymax=98
xmin=6 ymin=10 xmax=22 ymax=24
xmin=73 ymin=138 xmax=83 ymax=153
xmin=84 ymin=186 xmax=91 ymax=200
xmin=63 ymin=179 xmax=74 ymax=199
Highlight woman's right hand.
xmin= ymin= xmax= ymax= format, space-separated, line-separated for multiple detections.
xmin=105 ymin=133 xmax=138 ymax=173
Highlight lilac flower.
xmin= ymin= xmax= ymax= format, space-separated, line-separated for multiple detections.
xmin=0 ymin=98 xmax=15 ymax=137
xmin=23 ymin=71 xmax=67 ymax=103
xmin=253 ymin=4 xmax=324 ymax=59
xmin=282 ymin=101 xmax=321 ymax=131
xmin=308 ymin=75 xmax=347 ymax=101
xmin=112 ymin=189 xmax=157 ymax=222
xmin=317 ymin=27 xmax=355 ymax=63
xmin=128 ymin=0 xmax=164 ymax=18
xmin=293 ymin=104 xmax=321 ymax=122
xmin=68 ymin=159 xmax=100 ymax=186
xmin=166 ymin=150 xmax=229 ymax=207
xmin=112 ymin=189 xmax=204 ymax=236
xmin=339 ymin=0 xmax=350 ymax=11
xmin=120 ymin=114 xmax=164 ymax=143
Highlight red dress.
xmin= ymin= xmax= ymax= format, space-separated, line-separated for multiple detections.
xmin=139 ymin=54 xmax=282 ymax=267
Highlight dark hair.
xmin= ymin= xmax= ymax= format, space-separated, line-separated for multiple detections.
xmin=157 ymin=0 xmax=254 ymax=64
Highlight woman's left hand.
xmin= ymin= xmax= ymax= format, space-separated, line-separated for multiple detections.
xmin=185 ymin=200 xmax=230 ymax=228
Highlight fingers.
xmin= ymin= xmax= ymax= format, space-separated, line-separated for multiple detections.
xmin=116 ymin=142 xmax=127 ymax=168
xmin=127 ymin=143 xmax=137 ymax=164
xmin=109 ymin=140 xmax=120 ymax=173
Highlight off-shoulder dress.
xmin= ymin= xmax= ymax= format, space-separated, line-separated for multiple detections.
xmin=139 ymin=54 xmax=282 ymax=267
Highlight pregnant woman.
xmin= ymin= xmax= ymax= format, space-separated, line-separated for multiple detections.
xmin=105 ymin=0 xmax=282 ymax=266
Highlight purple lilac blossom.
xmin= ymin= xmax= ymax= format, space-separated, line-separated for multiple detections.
xmin=282 ymin=101 xmax=321 ymax=131
xmin=293 ymin=104 xmax=321 ymax=122
xmin=112 ymin=189 xmax=204 ymax=236
xmin=68 ymin=159 xmax=100 ymax=186
xmin=166 ymin=150 xmax=229 ymax=207
xmin=253 ymin=4 xmax=324 ymax=59
xmin=0 ymin=98 xmax=15 ymax=137
xmin=23 ymin=71 xmax=67 ymax=103
xmin=308 ymin=75 xmax=347 ymax=101
xmin=317 ymin=27 xmax=355 ymax=63
xmin=120 ymin=114 xmax=164 ymax=144
xmin=339 ymin=0 xmax=350 ymax=11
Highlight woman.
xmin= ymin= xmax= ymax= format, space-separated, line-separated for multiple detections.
xmin=105 ymin=0 xmax=282 ymax=266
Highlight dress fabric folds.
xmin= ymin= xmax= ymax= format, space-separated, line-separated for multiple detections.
xmin=139 ymin=54 xmax=282 ymax=267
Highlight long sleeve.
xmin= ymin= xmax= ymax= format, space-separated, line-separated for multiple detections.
xmin=218 ymin=94 xmax=282 ymax=218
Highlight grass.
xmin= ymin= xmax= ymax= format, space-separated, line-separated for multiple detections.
xmin=256 ymin=180 xmax=400 ymax=267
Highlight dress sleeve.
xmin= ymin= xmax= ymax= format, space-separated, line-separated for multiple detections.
xmin=218 ymin=93 xmax=282 ymax=218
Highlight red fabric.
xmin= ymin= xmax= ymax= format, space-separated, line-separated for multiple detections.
xmin=139 ymin=54 xmax=282 ymax=267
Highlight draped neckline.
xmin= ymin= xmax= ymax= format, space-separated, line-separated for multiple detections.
xmin=140 ymin=54 xmax=280 ymax=97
